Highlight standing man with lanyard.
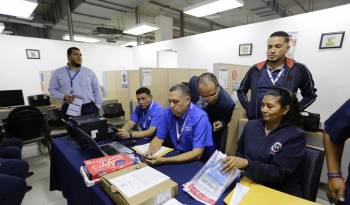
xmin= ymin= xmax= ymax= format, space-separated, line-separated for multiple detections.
xmin=116 ymin=87 xmax=163 ymax=139
xmin=189 ymin=73 xmax=235 ymax=152
xmin=49 ymin=47 xmax=102 ymax=118
xmin=145 ymin=84 xmax=213 ymax=165
xmin=237 ymin=31 xmax=317 ymax=119
xmin=323 ymin=98 xmax=350 ymax=205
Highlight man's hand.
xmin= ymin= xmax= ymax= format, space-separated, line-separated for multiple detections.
xmin=327 ymin=178 xmax=346 ymax=204
xmin=145 ymin=155 xmax=163 ymax=166
xmin=213 ymin=121 xmax=223 ymax=131
xmin=64 ymin=94 xmax=76 ymax=103
xmin=116 ymin=129 xmax=130 ymax=139
xmin=221 ymin=156 xmax=248 ymax=173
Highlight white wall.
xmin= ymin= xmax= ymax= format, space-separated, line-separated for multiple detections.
xmin=134 ymin=4 xmax=350 ymax=120
xmin=0 ymin=35 xmax=135 ymax=102
xmin=0 ymin=4 xmax=349 ymax=120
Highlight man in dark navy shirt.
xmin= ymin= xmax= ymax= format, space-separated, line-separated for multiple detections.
xmin=189 ymin=73 xmax=235 ymax=152
xmin=323 ymin=99 xmax=350 ymax=205
xmin=237 ymin=31 xmax=317 ymax=119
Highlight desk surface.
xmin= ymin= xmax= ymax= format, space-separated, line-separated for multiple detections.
xmin=50 ymin=137 xmax=231 ymax=205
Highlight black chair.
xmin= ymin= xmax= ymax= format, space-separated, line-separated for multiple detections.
xmin=3 ymin=106 xmax=51 ymax=153
xmin=102 ymin=103 xmax=125 ymax=118
xmin=299 ymin=145 xmax=325 ymax=201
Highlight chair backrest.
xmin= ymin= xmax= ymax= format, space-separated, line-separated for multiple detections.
xmin=102 ymin=103 xmax=125 ymax=118
xmin=299 ymin=146 xmax=325 ymax=201
xmin=4 ymin=106 xmax=47 ymax=142
xmin=47 ymin=108 xmax=64 ymax=127
xmin=27 ymin=94 xmax=51 ymax=107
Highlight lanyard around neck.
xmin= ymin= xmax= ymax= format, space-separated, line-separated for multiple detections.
xmin=176 ymin=104 xmax=192 ymax=140
xmin=141 ymin=101 xmax=154 ymax=129
xmin=267 ymin=68 xmax=284 ymax=86
xmin=66 ymin=67 xmax=81 ymax=93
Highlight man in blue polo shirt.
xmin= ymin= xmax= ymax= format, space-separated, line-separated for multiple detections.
xmin=189 ymin=73 xmax=235 ymax=152
xmin=117 ymin=87 xmax=163 ymax=139
xmin=145 ymin=84 xmax=213 ymax=165
xmin=323 ymin=98 xmax=350 ymax=205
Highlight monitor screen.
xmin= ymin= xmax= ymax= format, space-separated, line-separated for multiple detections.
xmin=65 ymin=121 xmax=105 ymax=157
xmin=0 ymin=90 xmax=25 ymax=107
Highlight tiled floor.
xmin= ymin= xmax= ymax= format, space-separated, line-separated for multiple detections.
xmin=22 ymin=143 xmax=332 ymax=205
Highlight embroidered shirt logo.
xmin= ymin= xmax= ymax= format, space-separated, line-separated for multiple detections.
xmin=270 ymin=142 xmax=283 ymax=155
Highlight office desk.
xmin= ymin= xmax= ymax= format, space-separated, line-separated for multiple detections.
xmin=50 ymin=137 xmax=231 ymax=205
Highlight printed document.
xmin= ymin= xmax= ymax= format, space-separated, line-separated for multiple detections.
xmin=109 ymin=166 xmax=169 ymax=198
xmin=132 ymin=143 xmax=173 ymax=157
xmin=66 ymin=98 xmax=83 ymax=116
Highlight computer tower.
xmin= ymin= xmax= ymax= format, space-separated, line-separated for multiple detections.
xmin=69 ymin=114 xmax=109 ymax=141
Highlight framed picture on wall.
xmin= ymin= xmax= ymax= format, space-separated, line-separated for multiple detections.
xmin=319 ymin=31 xmax=345 ymax=49
xmin=26 ymin=49 xmax=40 ymax=59
xmin=239 ymin=43 xmax=252 ymax=56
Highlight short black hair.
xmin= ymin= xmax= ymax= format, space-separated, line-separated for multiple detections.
xmin=197 ymin=72 xmax=219 ymax=88
xmin=269 ymin=31 xmax=290 ymax=43
xmin=67 ymin=47 xmax=80 ymax=56
xmin=264 ymin=87 xmax=300 ymax=125
xmin=169 ymin=84 xmax=190 ymax=97
xmin=136 ymin=87 xmax=151 ymax=96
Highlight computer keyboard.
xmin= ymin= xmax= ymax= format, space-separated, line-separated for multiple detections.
xmin=100 ymin=145 xmax=118 ymax=155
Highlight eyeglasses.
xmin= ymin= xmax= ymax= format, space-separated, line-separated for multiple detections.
xmin=200 ymin=87 xmax=219 ymax=100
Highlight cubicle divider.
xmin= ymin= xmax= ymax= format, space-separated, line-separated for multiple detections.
xmin=139 ymin=68 xmax=207 ymax=107
xmin=213 ymin=63 xmax=250 ymax=155
xmin=102 ymin=70 xmax=140 ymax=119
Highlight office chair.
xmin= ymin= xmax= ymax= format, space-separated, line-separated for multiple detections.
xmin=3 ymin=106 xmax=51 ymax=154
xmin=102 ymin=103 xmax=125 ymax=118
xmin=299 ymin=145 xmax=325 ymax=201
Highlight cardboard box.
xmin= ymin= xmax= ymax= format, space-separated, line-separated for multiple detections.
xmin=101 ymin=163 xmax=178 ymax=205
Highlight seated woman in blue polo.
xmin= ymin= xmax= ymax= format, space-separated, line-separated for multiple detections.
xmin=144 ymin=84 xmax=213 ymax=165
xmin=221 ymin=87 xmax=306 ymax=196
xmin=116 ymin=87 xmax=163 ymax=139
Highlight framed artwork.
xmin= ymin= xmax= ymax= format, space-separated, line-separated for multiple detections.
xmin=26 ymin=49 xmax=40 ymax=59
xmin=319 ymin=31 xmax=345 ymax=49
xmin=239 ymin=43 xmax=252 ymax=56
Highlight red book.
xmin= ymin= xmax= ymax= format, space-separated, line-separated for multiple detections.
xmin=83 ymin=154 xmax=137 ymax=180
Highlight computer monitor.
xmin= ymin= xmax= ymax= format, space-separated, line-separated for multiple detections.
xmin=65 ymin=120 xmax=106 ymax=157
xmin=0 ymin=90 xmax=25 ymax=107
xmin=28 ymin=94 xmax=51 ymax=107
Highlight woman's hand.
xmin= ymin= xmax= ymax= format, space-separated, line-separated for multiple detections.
xmin=221 ymin=156 xmax=248 ymax=173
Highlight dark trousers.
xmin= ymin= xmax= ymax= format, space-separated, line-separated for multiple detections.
xmin=0 ymin=138 xmax=23 ymax=159
xmin=0 ymin=173 xmax=26 ymax=205
xmin=213 ymin=125 xmax=228 ymax=153
xmin=62 ymin=101 xmax=99 ymax=119
xmin=0 ymin=158 xmax=29 ymax=179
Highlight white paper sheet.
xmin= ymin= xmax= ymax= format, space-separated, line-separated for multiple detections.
xmin=229 ymin=183 xmax=250 ymax=205
xmin=109 ymin=166 xmax=169 ymax=198
xmin=66 ymin=98 xmax=83 ymax=116
xmin=133 ymin=143 xmax=172 ymax=157
xmin=163 ymin=198 xmax=184 ymax=205
xmin=142 ymin=69 xmax=152 ymax=86
xmin=218 ymin=69 xmax=228 ymax=89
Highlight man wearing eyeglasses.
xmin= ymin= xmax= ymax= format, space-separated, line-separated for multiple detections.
xmin=189 ymin=73 xmax=235 ymax=152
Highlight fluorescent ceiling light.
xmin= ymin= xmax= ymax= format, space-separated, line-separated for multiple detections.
xmin=184 ymin=0 xmax=244 ymax=17
xmin=0 ymin=0 xmax=38 ymax=18
xmin=123 ymin=23 xmax=159 ymax=35
xmin=62 ymin=34 xmax=100 ymax=43
xmin=120 ymin=41 xmax=138 ymax=47
xmin=0 ymin=23 xmax=4 ymax=33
